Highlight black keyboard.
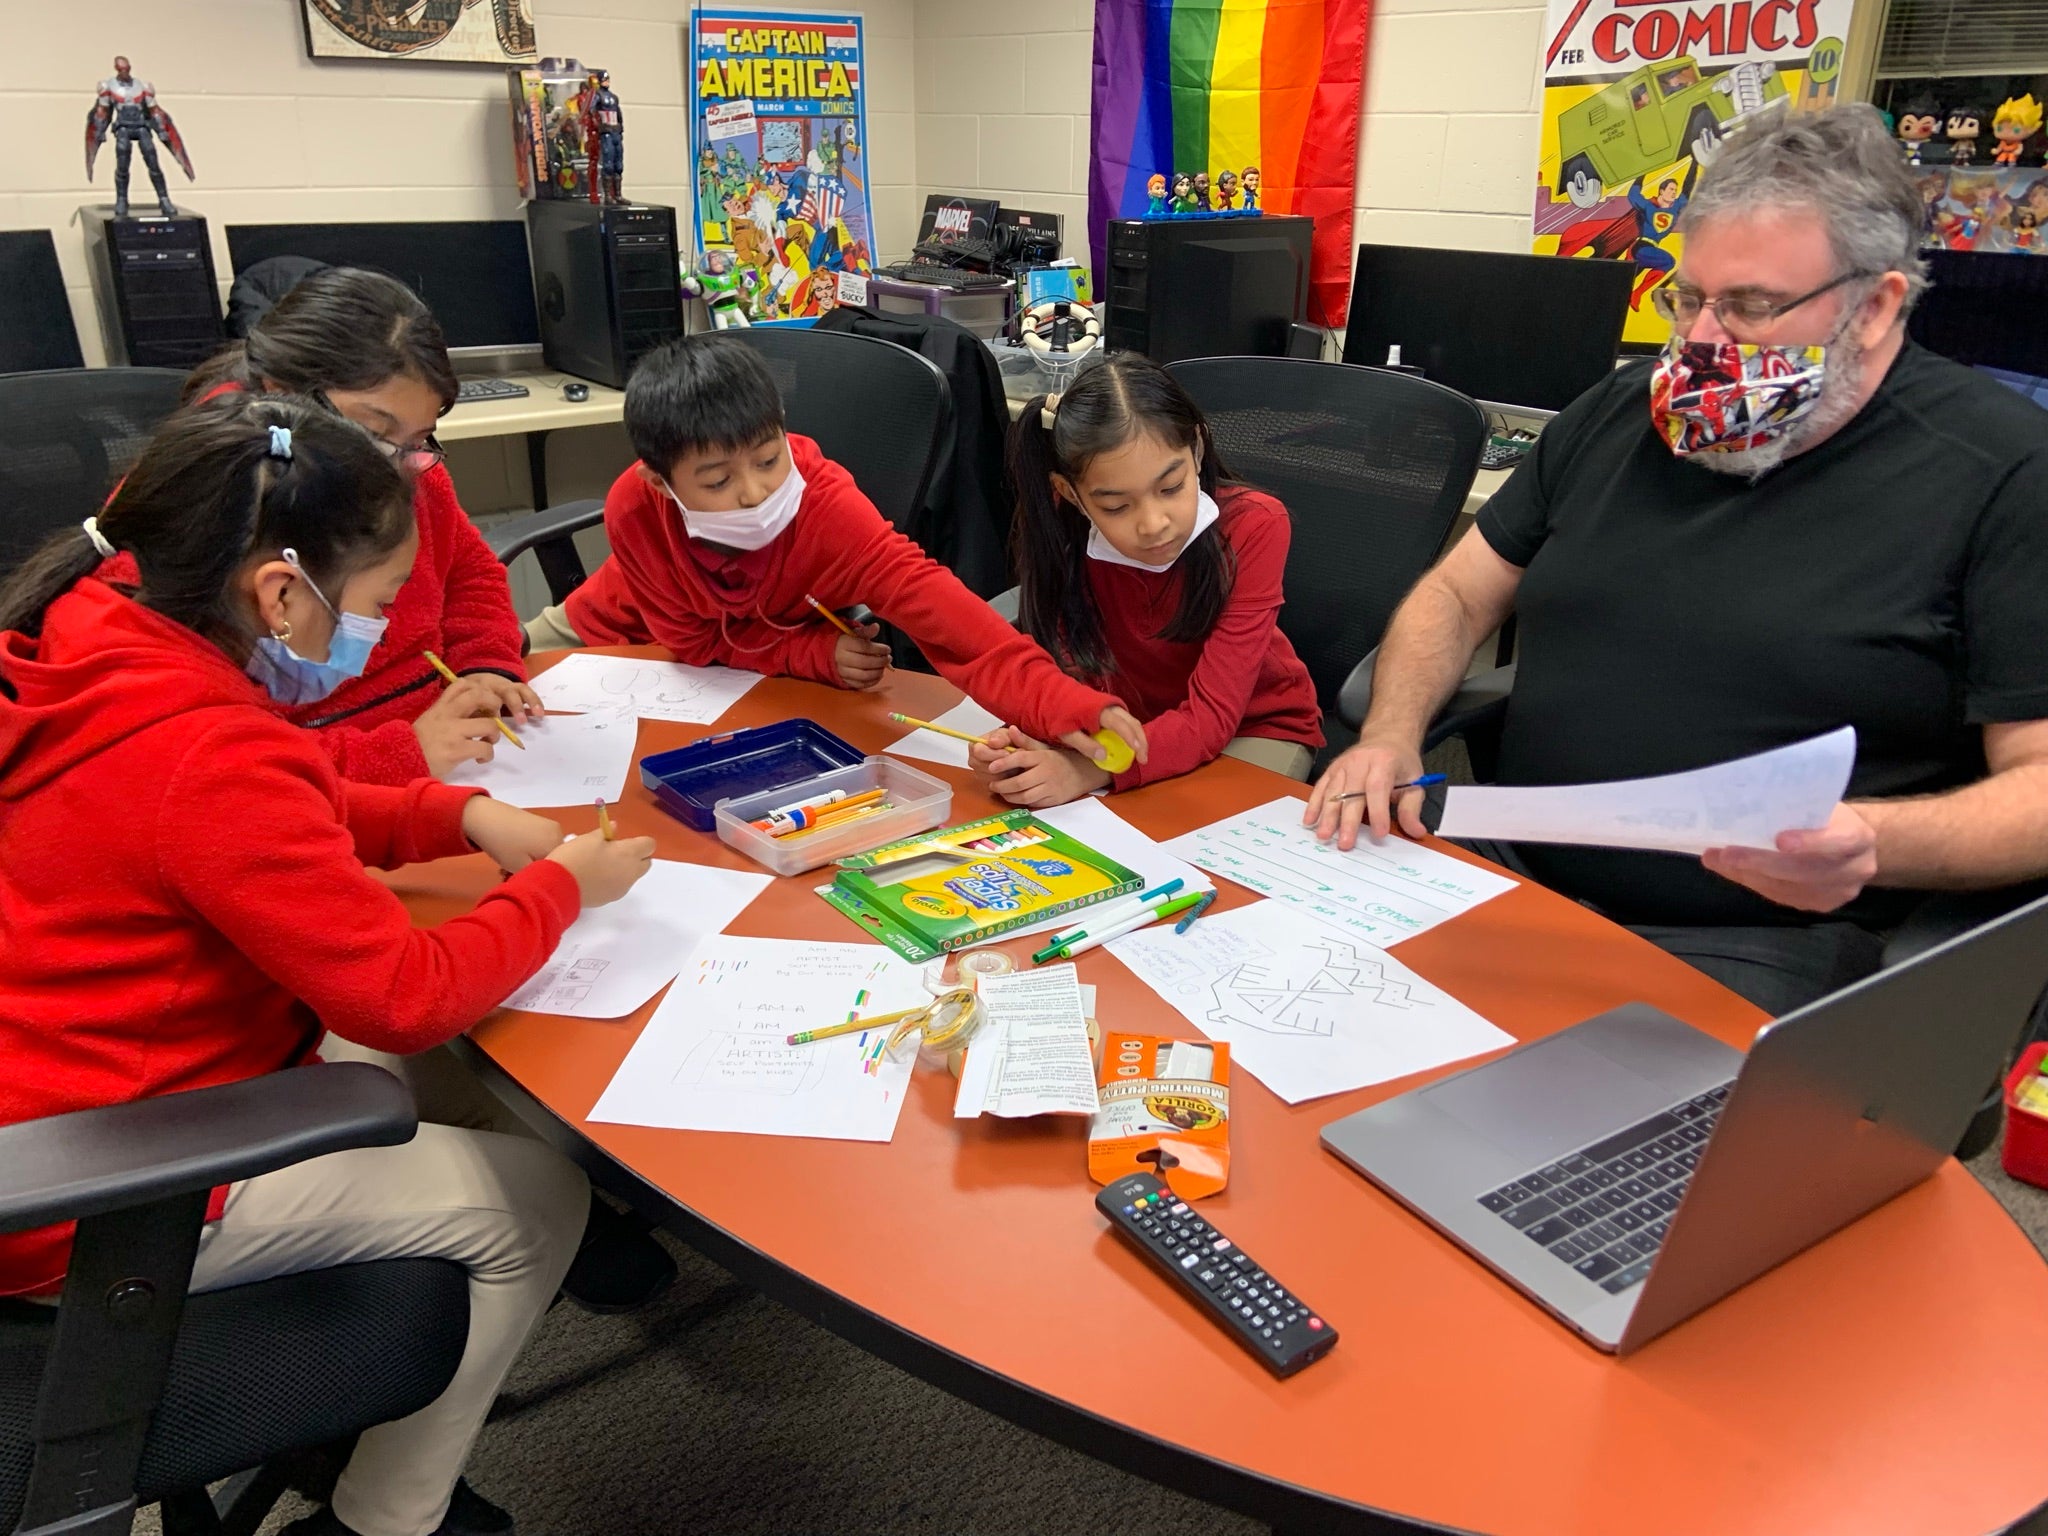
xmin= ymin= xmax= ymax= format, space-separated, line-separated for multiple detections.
xmin=1477 ymin=1083 xmax=1730 ymax=1295
xmin=913 ymin=235 xmax=997 ymax=268
xmin=874 ymin=261 xmax=1010 ymax=292
xmin=455 ymin=377 xmax=530 ymax=402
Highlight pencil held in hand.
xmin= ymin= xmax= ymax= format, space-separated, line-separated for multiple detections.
xmin=888 ymin=711 xmax=996 ymax=745
xmin=596 ymin=797 xmax=615 ymax=841
xmin=424 ymin=650 xmax=524 ymax=751
xmin=806 ymin=594 xmax=859 ymax=637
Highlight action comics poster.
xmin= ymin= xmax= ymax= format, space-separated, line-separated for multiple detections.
xmin=689 ymin=10 xmax=876 ymax=321
xmin=1532 ymin=0 xmax=1856 ymax=345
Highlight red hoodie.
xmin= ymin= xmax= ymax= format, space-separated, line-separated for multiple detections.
xmin=563 ymin=435 xmax=1122 ymax=745
xmin=0 ymin=576 xmax=580 ymax=1296
xmin=1087 ymin=488 xmax=1323 ymax=790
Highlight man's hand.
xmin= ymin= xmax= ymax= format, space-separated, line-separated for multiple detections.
xmin=1303 ymin=733 xmax=1428 ymax=849
xmin=985 ymin=744 xmax=1112 ymax=808
xmin=834 ymin=621 xmax=889 ymax=690
xmin=1701 ymin=803 xmax=1879 ymax=912
xmin=461 ymin=797 xmax=565 ymax=872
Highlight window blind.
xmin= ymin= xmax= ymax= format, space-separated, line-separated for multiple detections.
xmin=1876 ymin=0 xmax=2048 ymax=78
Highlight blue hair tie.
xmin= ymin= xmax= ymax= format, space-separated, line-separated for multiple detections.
xmin=266 ymin=425 xmax=293 ymax=462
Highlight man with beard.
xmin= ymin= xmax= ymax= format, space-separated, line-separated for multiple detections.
xmin=1307 ymin=106 xmax=2048 ymax=1013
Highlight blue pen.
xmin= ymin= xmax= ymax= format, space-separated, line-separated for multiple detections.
xmin=1173 ymin=891 xmax=1216 ymax=934
xmin=1329 ymin=773 xmax=1446 ymax=805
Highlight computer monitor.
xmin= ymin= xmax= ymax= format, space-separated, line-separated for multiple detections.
xmin=916 ymin=194 xmax=999 ymax=247
xmin=1342 ymin=245 xmax=1633 ymax=414
xmin=224 ymin=220 xmax=541 ymax=357
xmin=1910 ymin=249 xmax=2048 ymax=382
xmin=0 ymin=230 xmax=85 ymax=372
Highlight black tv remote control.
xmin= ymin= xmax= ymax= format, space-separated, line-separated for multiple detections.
xmin=1096 ymin=1172 xmax=1337 ymax=1378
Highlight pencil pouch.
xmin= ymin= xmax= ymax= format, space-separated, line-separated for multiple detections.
xmin=1088 ymin=1033 xmax=1231 ymax=1201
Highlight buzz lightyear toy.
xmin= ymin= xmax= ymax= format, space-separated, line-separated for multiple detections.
xmin=681 ymin=247 xmax=756 ymax=329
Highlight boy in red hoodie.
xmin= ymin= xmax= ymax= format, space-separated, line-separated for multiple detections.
xmin=0 ymin=394 xmax=654 ymax=1536
xmin=187 ymin=267 xmax=541 ymax=786
xmin=522 ymin=332 xmax=1149 ymax=770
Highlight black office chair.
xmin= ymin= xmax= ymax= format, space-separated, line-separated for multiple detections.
xmin=0 ymin=367 xmax=189 ymax=579
xmin=1163 ymin=357 xmax=1486 ymax=723
xmin=0 ymin=1064 xmax=469 ymax=1536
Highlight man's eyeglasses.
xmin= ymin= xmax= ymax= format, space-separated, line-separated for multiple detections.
xmin=1651 ymin=270 xmax=1878 ymax=334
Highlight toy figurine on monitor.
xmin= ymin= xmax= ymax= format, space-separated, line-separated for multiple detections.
xmin=85 ymin=55 xmax=194 ymax=219
xmin=1241 ymin=166 xmax=1261 ymax=210
xmin=682 ymin=248 xmax=757 ymax=329
xmin=582 ymin=67 xmax=623 ymax=203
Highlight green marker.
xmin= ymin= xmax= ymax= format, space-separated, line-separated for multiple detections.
xmin=1035 ymin=892 xmax=1206 ymax=964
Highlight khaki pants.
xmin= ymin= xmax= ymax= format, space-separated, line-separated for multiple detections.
xmin=1220 ymin=735 xmax=1314 ymax=781
xmin=523 ymin=603 xmax=583 ymax=653
xmin=188 ymin=1040 xmax=587 ymax=1536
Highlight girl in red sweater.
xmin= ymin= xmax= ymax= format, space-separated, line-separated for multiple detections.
xmin=523 ymin=332 xmax=1148 ymax=771
xmin=0 ymin=394 xmax=654 ymax=1536
xmin=969 ymin=357 xmax=1322 ymax=805
xmin=187 ymin=267 xmax=539 ymax=786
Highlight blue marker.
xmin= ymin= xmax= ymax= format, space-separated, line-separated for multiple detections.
xmin=1173 ymin=891 xmax=1217 ymax=934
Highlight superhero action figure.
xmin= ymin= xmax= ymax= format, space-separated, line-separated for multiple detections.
xmin=1169 ymin=172 xmax=1197 ymax=213
xmin=1146 ymin=173 xmax=1168 ymax=214
xmin=1215 ymin=169 xmax=1239 ymax=210
xmin=85 ymin=55 xmax=193 ymax=219
xmin=1993 ymin=95 xmax=2043 ymax=168
xmin=581 ymin=68 xmax=623 ymax=204
xmin=1945 ymin=102 xmax=1985 ymax=168
xmin=1894 ymin=95 xmax=1944 ymax=165
xmin=681 ymin=248 xmax=758 ymax=329
xmin=1241 ymin=166 xmax=1261 ymax=210
xmin=1191 ymin=170 xmax=1212 ymax=210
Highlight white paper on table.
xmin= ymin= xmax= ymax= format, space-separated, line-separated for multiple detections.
xmin=443 ymin=712 xmax=635 ymax=808
xmin=1434 ymin=727 xmax=1856 ymax=856
xmin=502 ymin=860 xmax=771 ymax=1019
xmin=992 ymin=799 xmax=1216 ymax=943
xmin=530 ymin=652 xmax=765 ymax=726
xmin=588 ymin=937 xmax=930 ymax=1141
xmin=953 ymin=963 xmax=1100 ymax=1118
xmin=883 ymin=697 xmax=1004 ymax=768
xmin=1165 ymin=796 xmax=1515 ymax=948
xmin=1108 ymin=900 xmax=1513 ymax=1105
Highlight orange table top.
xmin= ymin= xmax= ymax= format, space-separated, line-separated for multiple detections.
xmin=393 ymin=650 xmax=2048 ymax=1536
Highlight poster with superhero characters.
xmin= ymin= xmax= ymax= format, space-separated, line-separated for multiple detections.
xmin=1914 ymin=166 xmax=2048 ymax=254
xmin=1531 ymin=0 xmax=1856 ymax=346
xmin=689 ymin=10 xmax=876 ymax=322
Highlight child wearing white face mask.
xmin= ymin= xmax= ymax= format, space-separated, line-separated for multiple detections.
xmin=966 ymin=356 xmax=1322 ymax=808
xmin=526 ymin=333 xmax=1149 ymax=769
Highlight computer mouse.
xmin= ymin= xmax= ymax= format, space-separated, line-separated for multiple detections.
xmin=563 ymin=383 xmax=590 ymax=402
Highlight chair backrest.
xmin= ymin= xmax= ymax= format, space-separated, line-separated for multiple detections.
xmin=729 ymin=327 xmax=953 ymax=533
xmin=0 ymin=367 xmax=190 ymax=578
xmin=1165 ymin=356 xmax=1485 ymax=707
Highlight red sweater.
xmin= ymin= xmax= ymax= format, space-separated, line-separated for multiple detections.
xmin=0 ymin=577 xmax=580 ymax=1296
xmin=564 ymin=435 xmax=1122 ymax=745
xmin=1084 ymin=488 xmax=1322 ymax=790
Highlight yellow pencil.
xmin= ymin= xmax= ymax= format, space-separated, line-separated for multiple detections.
xmin=806 ymin=594 xmax=859 ymax=638
xmin=596 ymin=797 xmax=615 ymax=841
xmin=887 ymin=711 xmax=995 ymax=745
xmin=424 ymin=650 xmax=524 ymax=751
xmin=787 ymin=1002 xmax=927 ymax=1045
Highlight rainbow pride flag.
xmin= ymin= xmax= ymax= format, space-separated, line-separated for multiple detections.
xmin=1089 ymin=0 xmax=1371 ymax=327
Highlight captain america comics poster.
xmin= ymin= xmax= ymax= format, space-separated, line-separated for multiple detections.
xmin=689 ymin=10 xmax=877 ymax=321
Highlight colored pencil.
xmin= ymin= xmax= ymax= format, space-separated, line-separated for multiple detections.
xmin=424 ymin=650 xmax=524 ymax=750
xmin=807 ymin=594 xmax=859 ymax=637
xmin=888 ymin=711 xmax=995 ymax=745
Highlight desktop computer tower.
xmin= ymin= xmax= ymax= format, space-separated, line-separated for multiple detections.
xmin=78 ymin=205 xmax=225 ymax=368
xmin=527 ymin=200 xmax=684 ymax=389
xmin=1104 ymin=215 xmax=1313 ymax=363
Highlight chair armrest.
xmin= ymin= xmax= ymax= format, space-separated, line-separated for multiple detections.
xmin=1336 ymin=647 xmax=1517 ymax=745
xmin=485 ymin=499 xmax=605 ymax=567
xmin=0 ymin=1063 xmax=417 ymax=1236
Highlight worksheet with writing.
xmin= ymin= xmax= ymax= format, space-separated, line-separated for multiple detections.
xmin=444 ymin=711 xmax=635 ymax=808
xmin=531 ymin=652 xmax=764 ymax=726
xmin=953 ymin=964 xmax=1101 ymax=1118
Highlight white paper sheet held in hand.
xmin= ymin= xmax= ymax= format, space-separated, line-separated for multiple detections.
xmin=531 ymin=652 xmax=764 ymax=726
xmin=443 ymin=712 xmax=634 ymax=808
xmin=589 ymin=937 xmax=930 ymax=1141
xmin=1435 ymin=727 xmax=1856 ymax=856
xmin=1109 ymin=900 xmax=1513 ymax=1105
xmin=1166 ymin=796 xmax=1514 ymax=948
xmin=502 ymin=860 xmax=771 ymax=1019
xmin=954 ymin=964 xmax=1100 ymax=1118
xmin=884 ymin=697 xmax=1003 ymax=768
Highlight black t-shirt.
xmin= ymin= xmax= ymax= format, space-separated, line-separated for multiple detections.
xmin=1477 ymin=341 xmax=2048 ymax=929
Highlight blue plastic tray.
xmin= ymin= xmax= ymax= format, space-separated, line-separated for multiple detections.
xmin=640 ymin=720 xmax=865 ymax=832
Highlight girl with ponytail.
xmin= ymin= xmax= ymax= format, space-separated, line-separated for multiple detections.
xmin=971 ymin=356 xmax=1322 ymax=805
xmin=0 ymin=392 xmax=654 ymax=1536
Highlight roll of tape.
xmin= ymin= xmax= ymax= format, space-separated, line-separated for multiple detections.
xmin=956 ymin=948 xmax=1016 ymax=984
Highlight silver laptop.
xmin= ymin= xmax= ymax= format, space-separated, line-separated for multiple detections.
xmin=1322 ymin=893 xmax=2048 ymax=1354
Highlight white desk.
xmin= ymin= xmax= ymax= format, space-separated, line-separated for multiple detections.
xmin=437 ymin=369 xmax=624 ymax=445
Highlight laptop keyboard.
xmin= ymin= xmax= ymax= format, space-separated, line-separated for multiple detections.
xmin=1477 ymin=1083 xmax=1731 ymax=1296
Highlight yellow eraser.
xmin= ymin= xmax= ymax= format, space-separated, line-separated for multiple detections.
xmin=1094 ymin=729 xmax=1135 ymax=773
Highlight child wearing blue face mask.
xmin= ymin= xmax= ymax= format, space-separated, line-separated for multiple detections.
xmin=0 ymin=392 xmax=656 ymax=1536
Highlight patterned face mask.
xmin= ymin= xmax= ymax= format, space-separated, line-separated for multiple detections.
xmin=1649 ymin=339 xmax=1828 ymax=458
